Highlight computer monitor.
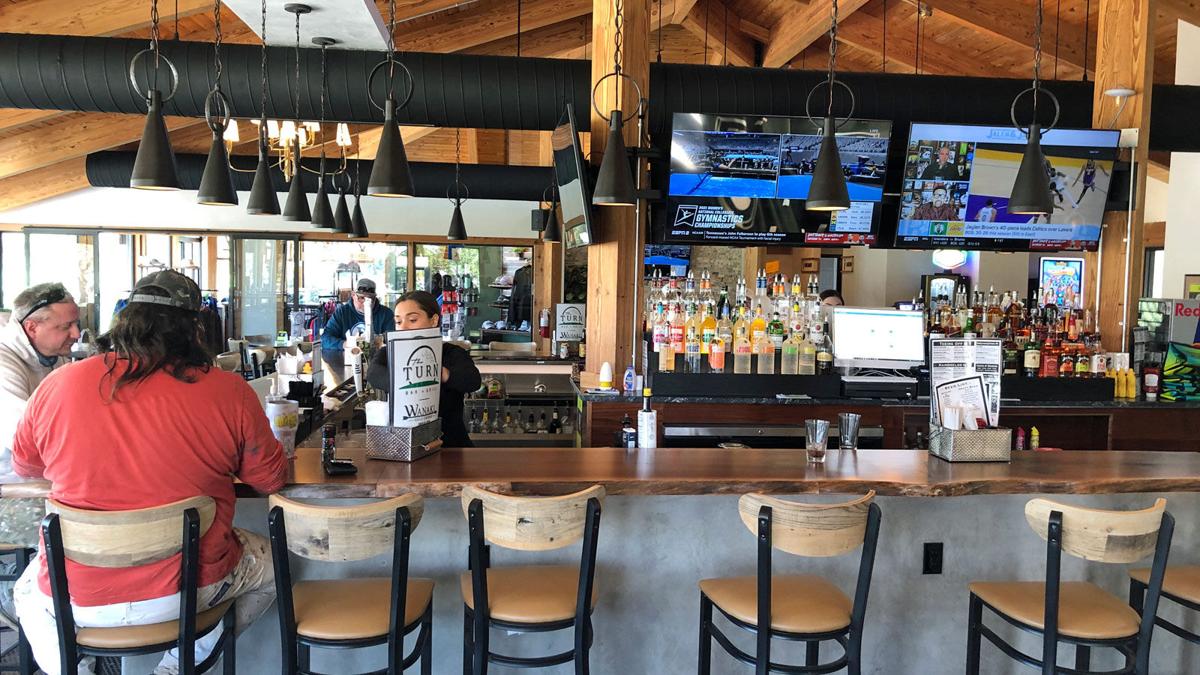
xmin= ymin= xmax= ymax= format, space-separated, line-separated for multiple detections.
xmin=831 ymin=308 xmax=926 ymax=369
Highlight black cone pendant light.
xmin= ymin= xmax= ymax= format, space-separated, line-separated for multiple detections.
xmin=131 ymin=89 xmax=181 ymax=190
xmin=1007 ymin=0 xmax=1057 ymax=216
xmin=309 ymin=37 xmax=337 ymax=229
xmin=281 ymin=3 xmax=312 ymax=222
xmin=334 ymin=188 xmax=354 ymax=235
xmin=542 ymin=184 xmax=561 ymax=243
xmin=350 ymin=148 xmax=369 ymax=239
xmin=197 ymin=0 xmax=236 ymax=205
xmin=447 ymin=128 xmax=469 ymax=241
xmin=368 ymin=0 xmax=415 ymax=197
xmin=246 ymin=0 xmax=279 ymax=215
xmin=805 ymin=0 xmax=851 ymax=212
xmin=447 ymin=203 xmax=468 ymax=241
xmin=593 ymin=114 xmax=637 ymax=206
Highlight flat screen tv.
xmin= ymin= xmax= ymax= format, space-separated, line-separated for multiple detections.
xmin=644 ymin=244 xmax=691 ymax=277
xmin=660 ymin=113 xmax=891 ymax=246
xmin=552 ymin=105 xmax=593 ymax=249
xmin=895 ymin=123 xmax=1120 ymax=252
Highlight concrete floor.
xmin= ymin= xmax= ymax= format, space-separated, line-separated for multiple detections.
xmin=107 ymin=486 xmax=1200 ymax=674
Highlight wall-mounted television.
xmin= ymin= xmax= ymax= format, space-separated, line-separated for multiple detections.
xmin=895 ymin=123 xmax=1120 ymax=252
xmin=552 ymin=105 xmax=593 ymax=249
xmin=644 ymin=244 xmax=691 ymax=277
xmin=657 ymin=113 xmax=892 ymax=246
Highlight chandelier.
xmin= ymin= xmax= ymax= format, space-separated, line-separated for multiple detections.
xmin=224 ymin=120 xmax=352 ymax=181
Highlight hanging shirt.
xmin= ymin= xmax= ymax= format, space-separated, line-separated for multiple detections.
xmin=12 ymin=356 xmax=287 ymax=606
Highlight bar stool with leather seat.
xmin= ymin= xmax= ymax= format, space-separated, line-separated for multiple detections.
xmin=0 ymin=545 xmax=35 ymax=675
xmin=967 ymin=498 xmax=1174 ymax=675
xmin=40 ymin=496 xmax=237 ymax=675
xmin=1129 ymin=564 xmax=1200 ymax=649
xmin=460 ymin=484 xmax=604 ymax=675
xmin=697 ymin=491 xmax=882 ymax=675
xmin=268 ymin=494 xmax=433 ymax=675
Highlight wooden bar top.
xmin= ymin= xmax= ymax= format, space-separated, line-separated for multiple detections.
xmin=8 ymin=447 xmax=1200 ymax=500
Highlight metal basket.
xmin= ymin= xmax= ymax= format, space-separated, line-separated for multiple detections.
xmin=365 ymin=419 xmax=443 ymax=462
xmin=928 ymin=425 xmax=1012 ymax=463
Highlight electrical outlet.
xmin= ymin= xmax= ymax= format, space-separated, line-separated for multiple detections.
xmin=923 ymin=542 xmax=943 ymax=575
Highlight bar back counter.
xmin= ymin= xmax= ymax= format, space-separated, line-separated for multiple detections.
xmin=9 ymin=445 xmax=1200 ymax=673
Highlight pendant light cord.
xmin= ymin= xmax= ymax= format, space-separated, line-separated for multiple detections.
xmin=882 ymin=0 xmax=887 ymax=73
xmin=516 ymin=0 xmax=521 ymax=57
xmin=826 ymin=0 xmax=839 ymax=118
xmin=259 ymin=0 xmax=268 ymax=123
xmin=387 ymin=0 xmax=397 ymax=99
xmin=1033 ymin=0 xmax=1043 ymax=121
xmin=612 ymin=0 xmax=624 ymax=109
xmin=1082 ymin=0 xmax=1090 ymax=81
xmin=319 ymin=41 xmax=329 ymax=168
xmin=293 ymin=9 xmax=302 ymax=122
xmin=150 ymin=0 xmax=161 ymax=85
xmin=723 ymin=2 xmax=728 ymax=66
xmin=454 ymin=128 xmax=462 ymax=202
xmin=212 ymin=0 xmax=223 ymax=86
xmin=656 ymin=0 xmax=662 ymax=63
xmin=702 ymin=0 xmax=709 ymax=63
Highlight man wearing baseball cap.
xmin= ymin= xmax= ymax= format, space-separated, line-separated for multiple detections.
xmin=319 ymin=277 xmax=396 ymax=352
xmin=11 ymin=270 xmax=286 ymax=675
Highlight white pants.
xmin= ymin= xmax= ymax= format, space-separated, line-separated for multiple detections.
xmin=14 ymin=529 xmax=276 ymax=675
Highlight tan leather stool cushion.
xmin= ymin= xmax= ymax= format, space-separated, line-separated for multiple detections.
xmin=1131 ymin=566 xmax=1200 ymax=605
xmin=76 ymin=600 xmax=232 ymax=649
xmin=292 ymin=577 xmax=434 ymax=641
xmin=459 ymin=565 xmax=597 ymax=624
xmin=699 ymin=575 xmax=853 ymax=634
xmin=970 ymin=581 xmax=1141 ymax=640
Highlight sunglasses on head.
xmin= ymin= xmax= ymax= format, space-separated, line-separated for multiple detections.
xmin=19 ymin=287 xmax=67 ymax=323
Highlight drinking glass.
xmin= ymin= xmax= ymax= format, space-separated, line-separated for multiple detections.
xmin=805 ymin=419 xmax=830 ymax=464
xmin=839 ymin=412 xmax=862 ymax=450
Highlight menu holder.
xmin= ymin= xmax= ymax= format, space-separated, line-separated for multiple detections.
xmin=928 ymin=426 xmax=1012 ymax=463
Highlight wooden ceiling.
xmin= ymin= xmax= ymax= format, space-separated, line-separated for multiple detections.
xmin=0 ymin=0 xmax=1194 ymax=214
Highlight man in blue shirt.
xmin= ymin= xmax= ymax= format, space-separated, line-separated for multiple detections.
xmin=320 ymin=278 xmax=396 ymax=352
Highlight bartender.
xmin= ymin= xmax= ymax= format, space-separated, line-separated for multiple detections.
xmin=320 ymin=278 xmax=396 ymax=352
xmin=367 ymin=291 xmax=482 ymax=447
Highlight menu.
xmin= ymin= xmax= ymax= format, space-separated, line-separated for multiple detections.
xmin=929 ymin=339 xmax=1002 ymax=428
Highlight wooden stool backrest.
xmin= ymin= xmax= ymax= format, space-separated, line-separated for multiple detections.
xmin=46 ymin=496 xmax=215 ymax=568
xmin=460 ymin=485 xmax=605 ymax=551
xmin=738 ymin=491 xmax=875 ymax=557
xmin=269 ymin=493 xmax=424 ymax=562
xmin=1025 ymin=497 xmax=1166 ymax=563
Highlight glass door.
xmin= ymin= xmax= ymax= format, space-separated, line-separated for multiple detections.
xmin=27 ymin=232 xmax=99 ymax=333
xmin=96 ymin=233 xmax=135 ymax=333
xmin=230 ymin=236 xmax=296 ymax=343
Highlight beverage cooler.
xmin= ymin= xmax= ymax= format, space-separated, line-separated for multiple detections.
xmin=1135 ymin=298 xmax=1200 ymax=401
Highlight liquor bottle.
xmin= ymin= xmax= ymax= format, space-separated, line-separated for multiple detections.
xmin=515 ymin=408 xmax=527 ymax=433
xmin=733 ymin=325 xmax=753 ymax=374
xmin=1002 ymin=338 xmax=1019 ymax=377
xmin=1075 ymin=344 xmax=1091 ymax=378
xmin=502 ymin=412 xmax=515 ymax=434
xmin=717 ymin=305 xmax=734 ymax=355
xmin=1040 ymin=338 xmax=1060 ymax=378
xmin=561 ymin=410 xmax=576 ymax=437
xmin=780 ymin=332 xmax=800 ymax=375
xmin=735 ymin=276 xmax=747 ymax=309
xmin=637 ymin=388 xmax=657 ymax=448
xmin=651 ymin=302 xmax=668 ymax=354
xmin=468 ymin=409 xmax=480 ymax=434
xmin=767 ymin=312 xmax=786 ymax=350
xmin=670 ymin=303 xmax=686 ymax=355
xmin=717 ymin=284 xmax=729 ymax=318
xmin=1023 ymin=336 xmax=1041 ymax=378
xmin=548 ymin=409 xmax=562 ymax=434
xmin=815 ymin=330 xmax=834 ymax=375
xmin=658 ymin=334 xmax=676 ymax=372
xmin=1058 ymin=345 xmax=1075 ymax=378
xmin=684 ymin=301 xmax=701 ymax=353
xmin=537 ymin=412 xmax=548 ymax=433
xmin=756 ymin=333 xmax=776 ymax=374
xmin=708 ymin=335 xmax=726 ymax=372
xmin=685 ymin=325 xmax=702 ymax=373
xmin=480 ymin=409 xmax=491 ymax=433
xmin=798 ymin=331 xmax=816 ymax=375
xmin=750 ymin=306 xmax=767 ymax=354
xmin=701 ymin=302 xmax=718 ymax=355
xmin=527 ymin=413 xmax=536 ymax=432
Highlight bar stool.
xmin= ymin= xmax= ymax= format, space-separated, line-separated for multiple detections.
xmin=268 ymin=494 xmax=433 ymax=675
xmin=0 ymin=545 xmax=35 ymax=675
xmin=967 ymin=498 xmax=1174 ymax=675
xmin=460 ymin=484 xmax=604 ymax=675
xmin=1129 ymin=565 xmax=1200 ymax=648
xmin=697 ymin=491 xmax=881 ymax=675
xmin=41 ymin=497 xmax=237 ymax=675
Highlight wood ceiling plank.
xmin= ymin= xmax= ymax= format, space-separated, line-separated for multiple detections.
xmin=1158 ymin=0 xmax=1200 ymax=26
xmin=0 ymin=0 xmax=209 ymax=36
xmin=678 ymin=0 xmax=758 ymax=66
xmin=461 ymin=16 xmax=591 ymax=58
xmin=395 ymin=0 xmax=592 ymax=53
xmin=913 ymin=0 xmax=1088 ymax=70
xmin=762 ymin=0 xmax=869 ymax=68
xmin=0 ymin=157 xmax=89 ymax=213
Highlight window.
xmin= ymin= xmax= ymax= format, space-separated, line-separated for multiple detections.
xmin=300 ymin=241 xmax=408 ymax=308
xmin=1144 ymin=248 xmax=1165 ymax=299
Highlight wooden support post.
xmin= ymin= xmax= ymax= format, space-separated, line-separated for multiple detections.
xmin=533 ymin=238 xmax=564 ymax=355
xmin=585 ymin=0 xmax=649 ymax=381
xmin=1089 ymin=0 xmax=1155 ymax=351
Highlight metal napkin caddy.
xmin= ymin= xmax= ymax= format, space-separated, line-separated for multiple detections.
xmin=928 ymin=425 xmax=1012 ymax=463
xmin=366 ymin=418 xmax=443 ymax=462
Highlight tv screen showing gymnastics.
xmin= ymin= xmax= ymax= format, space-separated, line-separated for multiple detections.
xmin=895 ymin=123 xmax=1120 ymax=252
xmin=668 ymin=113 xmax=891 ymax=202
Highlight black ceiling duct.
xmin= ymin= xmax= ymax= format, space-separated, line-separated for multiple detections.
xmin=2 ymin=33 xmax=1199 ymax=151
xmin=85 ymin=151 xmax=550 ymax=202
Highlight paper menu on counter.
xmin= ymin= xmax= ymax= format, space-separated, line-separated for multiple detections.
xmin=929 ymin=339 xmax=1002 ymax=428
xmin=934 ymin=376 xmax=991 ymax=429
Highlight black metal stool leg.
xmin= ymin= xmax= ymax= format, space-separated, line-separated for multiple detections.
xmin=222 ymin=607 xmax=236 ymax=675
xmin=698 ymin=594 xmax=712 ymax=675
xmin=420 ymin=608 xmax=432 ymax=675
xmin=1075 ymin=645 xmax=1091 ymax=671
xmin=462 ymin=608 xmax=472 ymax=675
xmin=1129 ymin=579 xmax=1146 ymax=614
xmin=97 ymin=656 xmax=122 ymax=675
xmin=806 ymin=641 xmax=819 ymax=666
xmin=966 ymin=594 xmax=983 ymax=675
xmin=297 ymin=643 xmax=310 ymax=674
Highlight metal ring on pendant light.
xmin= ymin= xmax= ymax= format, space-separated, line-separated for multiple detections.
xmin=366 ymin=59 xmax=416 ymax=112
xmin=591 ymin=72 xmax=644 ymax=125
xmin=803 ymin=78 xmax=857 ymax=131
xmin=128 ymin=48 xmax=180 ymax=104
xmin=1010 ymin=87 xmax=1061 ymax=136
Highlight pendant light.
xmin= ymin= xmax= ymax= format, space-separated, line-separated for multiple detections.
xmin=351 ymin=150 xmax=369 ymax=238
xmin=197 ymin=0 xmax=237 ymax=205
xmin=246 ymin=0 xmax=280 ymax=215
xmin=447 ymin=129 xmax=469 ymax=241
xmin=590 ymin=0 xmax=641 ymax=206
xmin=805 ymin=0 xmax=852 ymax=212
xmin=367 ymin=0 xmax=416 ymax=197
xmin=129 ymin=0 xmax=180 ymax=190
xmin=1007 ymin=0 xmax=1059 ymax=216
xmin=309 ymin=37 xmax=336 ymax=228
xmin=281 ymin=3 xmax=312 ymax=222
xmin=542 ymin=183 xmax=561 ymax=243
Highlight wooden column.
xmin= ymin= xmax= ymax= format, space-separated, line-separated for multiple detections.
xmin=585 ymin=0 xmax=649 ymax=381
xmin=533 ymin=237 xmax=563 ymax=355
xmin=1089 ymin=0 xmax=1155 ymax=350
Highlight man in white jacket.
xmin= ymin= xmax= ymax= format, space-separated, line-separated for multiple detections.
xmin=0 ymin=283 xmax=79 ymax=628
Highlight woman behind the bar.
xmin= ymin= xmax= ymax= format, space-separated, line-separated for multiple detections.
xmin=368 ymin=290 xmax=482 ymax=447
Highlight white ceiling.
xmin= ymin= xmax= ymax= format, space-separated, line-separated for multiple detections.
xmin=223 ymin=0 xmax=388 ymax=50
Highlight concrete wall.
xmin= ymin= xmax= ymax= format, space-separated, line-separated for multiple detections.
xmin=115 ymin=489 xmax=1200 ymax=675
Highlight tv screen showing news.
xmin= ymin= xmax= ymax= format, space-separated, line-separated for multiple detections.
xmin=660 ymin=113 xmax=890 ymax=246
xmin=895 ymin=123 xmax=1120 ymax=252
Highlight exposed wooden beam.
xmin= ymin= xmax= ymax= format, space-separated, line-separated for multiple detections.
xmin=912 ymin=0 xmax=1088 ymax=70
xmin=395 ymin=0 xmax=592 ymax=53
xmin=1159 ymin=0 xmax=1200 ymax=25
xmin=678 ymin=0 xmax=757 ymax=66
xmin=0 ymin=110 xmax=69 ymax=135
xmin=671 ymin=0 xmax=702 ymax=23
xmin=763 ymin=0 xmax=869 ymax=69
xmin=1148 ymin=159 xmax=1171 ymax=183
xmin=0 ymin=0 xmax=209 ymax=36
xmin=462 ymin=16 xmax=591 ymax=58
xmin=0 ymin=113 xmax=205 ymax=181
xmin=738 ymin=18 xmax=771 ymax=43
xmin=0 ymin=157 xmax=89 ymax=213
xmin=472 ymin=129 xmax=508 ymax=164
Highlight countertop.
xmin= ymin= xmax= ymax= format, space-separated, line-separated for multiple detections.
xmin=12 ymin=446 xmax=1200 ymax=500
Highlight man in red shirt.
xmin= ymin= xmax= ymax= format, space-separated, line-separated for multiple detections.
xmin=11 ymin=270 xmax=287 ymax=675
